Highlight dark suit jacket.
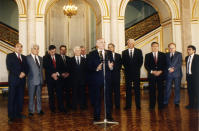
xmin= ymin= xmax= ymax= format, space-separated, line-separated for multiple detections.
xmin=87 ymin=50 xmax=113 ymax=86
xmin=166 ymin=51 xmax=182 ymax=78
xmin=122 ymin=48 xmax=143 ymax=80
xmin=111 ymin=53 xmax=122 ymax=82
xmin=186 ymin=54 xmax=199 ymax=86
xmin=6 ymin=52 xmax=28 ymax=86
xmin=43 ymin=53 xmax=64 ymax=84
xmin=144 ymin=51 xmax=166 ymax=79
xmin=70 ymin=56 xmax=87 ymax=85
xmin=60 ymin=55 xmax=71 ymax=74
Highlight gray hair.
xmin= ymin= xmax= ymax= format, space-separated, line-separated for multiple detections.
xmin=73 ymin=46 xmax=81 ymax=52
xmin=31 ymin=44 xmax=39 ymax=49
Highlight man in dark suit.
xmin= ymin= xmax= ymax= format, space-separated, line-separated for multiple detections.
xmin=164 ymin=43 xmax=182 ymax=107
xmin=87 ymin=38 xmax=114 ymax=122
xmin=108 ymin=43 xmax=122 ymax=109
xmin=27 ymin=44 xmax=44 ymax=117
xmin=144 ymin=42 xmax=166 ymax=109
xmin=80 ymin=46 xmax=89 ymax=108
xmin=70 ymin=46 xmax=87 ymax=110
xmin=122 ymin=39 xmax=143 ymax=110
xmin=185 ymin=45 xmax=199 ymax=109
xmin=43 ymin=45 xmax=66 ymax=113
xmin=59 ymin=45 xmax=71 ymax=110
xmin=6 ymin=43 xmax=28 ymax=123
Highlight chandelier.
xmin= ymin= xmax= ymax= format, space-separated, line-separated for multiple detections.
xmin=63 ymin=0 xmax=78 ymax=18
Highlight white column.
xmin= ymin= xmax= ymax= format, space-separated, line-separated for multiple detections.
xmin=110 ymin=0 xmax=119 ymax=52
xmin=27 ymin=0 xmax=36 ymax=54
xmin=102 ymin=18 xmax=111 ymax=48
xmin=36 ymin=17 xmax=45 ymax=56
xmin=117 ymin=19 xmax=125 ymax=53
xmin=19 ymin=16 xmax=28 ymax=55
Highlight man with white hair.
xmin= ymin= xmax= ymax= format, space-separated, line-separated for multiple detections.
xmin=26 ymin=44 xmax=44 ymax=116
xmin=70 ymin=46 xmax=87 ymax=110
xmin=87 ymin=38 xmax=114 ymax=122
xmin=122 ymin=39 xmax=143 ymax=110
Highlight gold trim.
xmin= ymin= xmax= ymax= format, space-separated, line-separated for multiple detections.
xmin=192 ymin=0 xmax=198 ymax=19
xmin=135 ymin=27 xmax=162 ymax=44
xmin=103 ymin=0 xmax=110 ymax=17
xmin=170 ymin=0 xmax=180 ymax=19
xmin=0 ymin=42 xmax=15 ymax=52
xmin=136 ymin=36 xmax=158 ymax=49
xmin=0 ymin=49 xmax=8 ymax=54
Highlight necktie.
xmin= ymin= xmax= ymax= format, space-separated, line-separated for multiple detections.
xmin=18 ymin=53 xmax=22 ymax=63
xmin=154 ymin=53 xmax=157 ymax=65
xmin=99 ymin=51 xmax=103 ymax=61
xmin=62 ymin=56 xmax=66 ymax=64
xmin=130 ymin=50 xmax=132 ymax=58
xmin=77 ymin=57 xmax=80 ymax=65
xmin=52 ymin=56 xmax=56 ymax=69
xmin=171 ymin=53 xmax=174 ymax=61
xmin=187 ymin=56 xmax=191 ymax=74
xmin=35 ymin=56 xmax=40 ymax=68
xmin=113 ymin=53 xmax=115 ymax=61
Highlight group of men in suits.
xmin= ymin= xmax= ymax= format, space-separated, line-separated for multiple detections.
xmin=6 ymin=38 xmax=199 ymax=123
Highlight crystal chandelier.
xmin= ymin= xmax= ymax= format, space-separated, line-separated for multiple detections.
xmin=63 ymin=0 xmax=78 ymax=18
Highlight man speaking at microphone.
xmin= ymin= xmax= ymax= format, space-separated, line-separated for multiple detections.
xmin=87 ymin=38 xmax=114 ymax=122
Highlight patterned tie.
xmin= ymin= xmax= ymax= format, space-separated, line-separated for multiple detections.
xmin=77 ymin=57 xmax=80 ymax=65
xmin=35 ymin=56 xmax=40 ymax=68
xmin=99 ymin=51 xmax=103 ymax=61
xmin=62 ymin=55 xmax=66 ymax=64
xmin=52 ymin=56 xmax=56 ymax=69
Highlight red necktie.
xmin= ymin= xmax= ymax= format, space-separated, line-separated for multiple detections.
xmin=18 ymin=54 xmax=22 ymax=63
xmin=52 ymin=56 xmax=56 ymax=69
xmin=154 ymin=53 xmax=157 ymax=65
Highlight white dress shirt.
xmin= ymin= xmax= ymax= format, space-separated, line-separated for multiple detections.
xmin=128 ymin=48 xmax=134 ymax=58
xmin=15 ymin=52 xmax=22 ymax=61
xmin=187 ymin=53 xmax=195 ymax=74
xmin=31 ymin=53 xmax=40 ymax=65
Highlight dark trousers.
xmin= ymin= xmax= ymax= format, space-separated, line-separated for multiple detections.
xmin=125 ymin=77 xmax=140 ymax=108
xmin=111 ymin=78 xmax=120 ymax=108
xmin=72 ymin=82 xmax=86 ymax=109
xmin=8 ymin=84 xmax=25 ymax=119
xmin=93 ymin=83 xmax=112 ymax=118
xmin=187 ymin=75 xmax=199 ymax=108
xmin=62 ymin=78 xmax=71 ymax=108
xmin=149 ymin=77 xmax=164 ymax=108
xmin=47 ymin=80 xmax=64 ymax=111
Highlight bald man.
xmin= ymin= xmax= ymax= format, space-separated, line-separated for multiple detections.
xmin=122 ymin=39 xmax=143 ymax=110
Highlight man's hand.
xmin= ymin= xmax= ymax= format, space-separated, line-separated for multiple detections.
xmin=152 ymin=71 xmax=162 ymax=77
xmin=19 ymin=72 xmax=26 ymax=78
xmin=96 ymin=63 xmax=103 ymax=71
xmin=51 ymin=73 xmax=58 ymax=80
xmin=108 ymin=61 xmax=114 ymax=70
xmin=169 ymin=67 xmax=175 ymax=73
xmin=62 ymin=72 xmax=70 ymax=78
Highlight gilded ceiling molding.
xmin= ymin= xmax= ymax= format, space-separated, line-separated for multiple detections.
xmin=36 ymin=0 xmax=109 ymax=18
xmin=15 ymin=0 xmax=27 ymax=17
xmin=192 ymin=0 xmax=199 ymax=19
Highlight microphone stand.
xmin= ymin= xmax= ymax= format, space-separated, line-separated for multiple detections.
xmin=93 ymin=58 xmax=119 ymax=127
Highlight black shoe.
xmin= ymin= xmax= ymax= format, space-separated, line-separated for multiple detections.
xmin=38 ymin=110 xmax=44 ymax=115
xmin=51 ymin=109 xmax=56 ymax=113
xmin=93 ymin=117 xmax=100 ymax=122
xmin=124 ymin=106 xmax=131 ymax=110
xmin=136 ymin=106 xmax=141 ymax=110
xmin=17 ymin=114 xmax=26 ymax=119
xmin=163 ymin=104 xmax=168 ymax=108
xmin=175 ymin=104 xmax=179 ymax=108
xmin=8 ymin=118 xmax=14 ymax=124
xmin=149 ymin=106 xmax=155 ymax=110
xmin=107 ymin=116 xmax=113 ymax=121
xmin=28 ymin=113 xmax=34 ymax=117
xmin=185 ymin=105 xmax=193 ymax=109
